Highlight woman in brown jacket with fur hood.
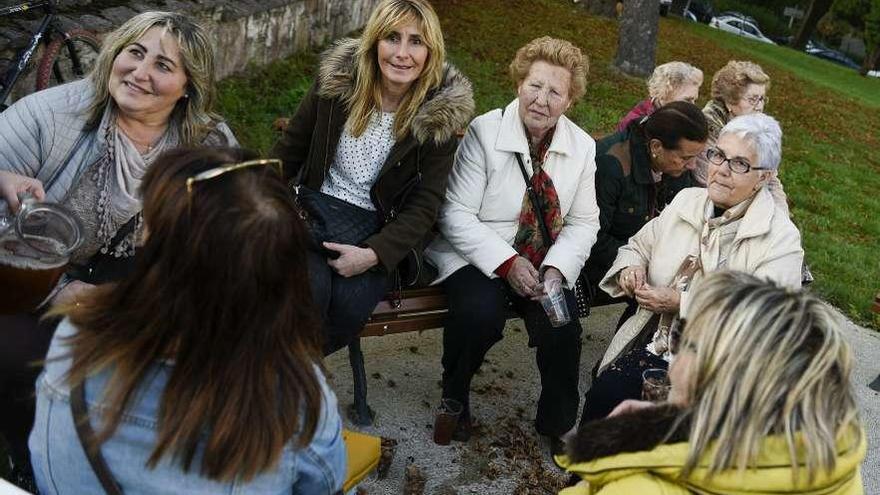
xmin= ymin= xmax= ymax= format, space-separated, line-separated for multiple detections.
xmin=273 ymin=0 xmax=473 ymax=355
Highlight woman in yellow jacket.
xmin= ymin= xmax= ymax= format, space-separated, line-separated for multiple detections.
xmin=558 ymin=270 xmax=866 ymax=495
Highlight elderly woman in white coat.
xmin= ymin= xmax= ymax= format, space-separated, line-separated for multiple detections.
xmin=426 ymin=37 xmax=599 ymax=454
xmin=577 ymin=113 xmax=803 ymax=425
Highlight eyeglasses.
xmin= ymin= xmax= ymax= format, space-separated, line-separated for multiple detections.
xmin=185 ymin=159 xmax=283 ymax=194
xmin=744 ymin=94 xmax=769 ymax=107
xmin=705 ymin=148 xmax=769 ymax=174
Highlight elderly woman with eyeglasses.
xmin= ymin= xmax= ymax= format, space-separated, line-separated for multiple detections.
xmin=693 ymin=61 xmax=788 ymax=216
xmin=577 ymin=113 xmax=803 ymax=424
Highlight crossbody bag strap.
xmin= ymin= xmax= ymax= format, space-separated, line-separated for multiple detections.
xmin=70 ymin=382 xmax=124 ymax=495
xmin=513 ymin=151 xmax=554 ymax=249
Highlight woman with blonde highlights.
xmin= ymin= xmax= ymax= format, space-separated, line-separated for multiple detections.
xmin=274 ymin=0 xmax=473 ymax=357
xmin=0 ymin=12 xmax=235 ymax=486
xmin=559 ymin=271 xmax=865 ymax=494
xmin=427 ymin=37 xmax=599 ymax=457
xmin=617 ymin=61 xmax=703 ymax=131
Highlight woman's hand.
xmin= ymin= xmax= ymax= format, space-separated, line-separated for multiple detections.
xmin=531 ymin=266 xmax=564 ymax=301
xmin=0 ymin=171 xmax=45 ymax=212
xmin=634 ymin=284 xmax=681 ymax=313
xmin=324 ymin=242 xmax=379 ymax=278
xmin=618 ymin=265 xmax=646 ymax=297
xmin=608 ymin=399 xmax=656 ymax=418
xmin=52 ymin=280 xmax=96 ymax=306
xmin=506 ymin=256 xmax=541 ymax=298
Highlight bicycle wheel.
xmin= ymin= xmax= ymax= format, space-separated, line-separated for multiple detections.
xmin=36 ymin=29 xmax=100 ymax=91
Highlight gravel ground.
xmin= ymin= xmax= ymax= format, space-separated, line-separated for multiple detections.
xmin=325 ymin=303 xmax=880 ymax=495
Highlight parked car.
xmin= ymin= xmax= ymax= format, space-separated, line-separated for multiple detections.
xmin=660 ymin=0 xmax=672 ymax=16
xmin=807 ymin=48 xmax=861 ymax=69
xmin=686 ymin=1 xmax=714 ymax=23
xmin=716 ymin=11 xmax=757 ymax=26
xmin=710 ymin=15 xmax=775 ymax=44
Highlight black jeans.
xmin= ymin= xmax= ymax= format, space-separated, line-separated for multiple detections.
xmin=440 ymin=265 xmax=583 ymax=437
xmin=0 ymin=312 xmax=59 ymax=472
xmin=307 ymin=248 xmax=389 ymax=356
xmin=579 ymin=347 xmax=668 ymax=424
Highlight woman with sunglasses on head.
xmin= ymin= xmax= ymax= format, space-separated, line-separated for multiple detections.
xmin=273 ymin=0 xmax=473 ymax=356
xmin=559 ymin=271 xmax=865 ymax=494
xmin=577 ymin=113 xmax=804 ymax=425
xmin=29 ymin=147 xmax=347 ymax=494
xmin=0 ymin=12 xmax=235 ymax=487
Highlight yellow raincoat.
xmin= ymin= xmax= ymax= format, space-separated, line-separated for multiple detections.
xmin=557 ymin=428 xmax=865 ymax=495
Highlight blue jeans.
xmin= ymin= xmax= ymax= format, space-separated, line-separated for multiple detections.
xmin=307 ymin=248 xmax=389 ymax=355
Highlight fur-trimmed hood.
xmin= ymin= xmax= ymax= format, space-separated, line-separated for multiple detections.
xmin=559 ymin=405 xmax=867 ymax=495
xmin=316 ymin=38 xmax=474 ymax=145
xmin=566 ymin=404 xmax=688 ymax=463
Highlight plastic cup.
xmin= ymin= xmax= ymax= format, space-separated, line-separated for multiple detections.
xmin=641 ymin=368 xmax=671 ymax=402
xmin=539 ymin=278 xmax=571 ymax=328
xmin=432 ymin=398 xmax=463 ymax=445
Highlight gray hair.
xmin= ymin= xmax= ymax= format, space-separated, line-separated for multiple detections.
xmin=718 ymin=113 xmax=782 ymax=170
xmin=647 ymin=61 xmax=703 ymax=104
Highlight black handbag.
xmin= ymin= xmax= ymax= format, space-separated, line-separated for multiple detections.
xmin=293 ymin=185 xmax=382 ymax=248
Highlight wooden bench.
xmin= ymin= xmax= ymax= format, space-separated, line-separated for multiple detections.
xmin=345 ymin=283 xmax=599 ymax=425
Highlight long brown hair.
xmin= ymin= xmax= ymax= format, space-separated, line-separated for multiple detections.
xmin=59 ymin=147 xmax=323 ymax=481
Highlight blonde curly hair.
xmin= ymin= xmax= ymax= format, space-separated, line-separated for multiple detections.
xmin=710 ymin=60 xmax=770 ymax=106
xmin=509 ymin=36 xmax=588 ymax=105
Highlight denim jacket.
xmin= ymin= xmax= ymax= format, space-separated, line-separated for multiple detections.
xmin=29 ymin=319 xmax=347 ymax=495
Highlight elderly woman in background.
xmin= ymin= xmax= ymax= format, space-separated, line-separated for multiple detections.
xmin=584 ymin=101 xmax=707 ymax=305
xmin=578 ymin=113 xmax=803 ymax=424
xmin=616 ymin=61 xmax=703 ymax=132
xmin=0 ymin=12 xmax=235 ymax=487
xmin=695 ymin=61 xmax=788 ymax=209
xmin=274 ymin=0 xmax=473 ymax=356
xmin=560 ymin=271 xmax=865 ymax=494
xmin=30 ymin=147 xmax=346 ymax=494
xmin=426 ymin=37 xmax=599 ymax=455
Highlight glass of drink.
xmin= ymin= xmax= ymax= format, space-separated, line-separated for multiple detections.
xmin=539 ymin=277 xmax=571 ymax=327
xmin=0 ymin=198 xmax=82 ymax=314
xmin=641 ymin=368 xmax=671 ymax=402
xmin=432 ymin=398 xmax=463 ymax=445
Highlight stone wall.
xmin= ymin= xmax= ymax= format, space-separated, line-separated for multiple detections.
xmin=0 ymin=0 xmax=379 ymax=102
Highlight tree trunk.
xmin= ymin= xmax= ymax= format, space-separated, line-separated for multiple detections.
xmin=670 ymin=0 xmax=691 ymax=17
xmin=615 ymin=0 xmax=660 ymax=77
xmin=581 ymin=0 xmax=618 ymax=17
xmin=860 ymin=43 xmax=880 ymax=75
xmin=791 ymin=0 xmax=834 ymax=50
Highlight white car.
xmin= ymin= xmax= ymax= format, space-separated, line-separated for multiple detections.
xmin=710 ymin=16 xmax=776 ymax=44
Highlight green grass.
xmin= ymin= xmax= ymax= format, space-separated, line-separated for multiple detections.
xmin=217 ymin=0 xmax=880 ymax=329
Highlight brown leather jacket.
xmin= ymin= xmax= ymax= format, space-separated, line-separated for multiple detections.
xmin=273 ymin=38 xmax=474 ymax=271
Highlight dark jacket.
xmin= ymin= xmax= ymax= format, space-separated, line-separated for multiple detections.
xmin=583 ymin=128 xmax=693 ymax=287
xmin=273 ymin=38 xmax=474 ymax=271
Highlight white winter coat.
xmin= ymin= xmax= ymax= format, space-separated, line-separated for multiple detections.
xmin=426 ymin=99 xmax=600 ymax=287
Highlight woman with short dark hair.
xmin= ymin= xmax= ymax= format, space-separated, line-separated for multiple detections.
xmin=583 ymin=101 xmax=708 ymax=302
xmin=29 ymin=147 xmax=346 ymax=494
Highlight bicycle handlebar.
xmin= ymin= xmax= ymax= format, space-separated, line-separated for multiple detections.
xmin=0 ymin=1 xmax=53 ymax=18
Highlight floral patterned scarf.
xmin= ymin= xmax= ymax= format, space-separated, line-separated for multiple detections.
xmin=512 ymin=126 xmax=563 ymax=268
